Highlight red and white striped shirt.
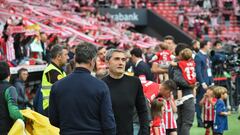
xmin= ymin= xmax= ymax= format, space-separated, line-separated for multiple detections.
xmin=204 ymin=98 xmax=217 ymax=121
xmin=151 ymin=116 xmax=166 ymax=135
xmin=163 ymin=99 xmax=177 ymax=129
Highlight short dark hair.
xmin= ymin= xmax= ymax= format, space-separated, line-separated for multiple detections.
xmin=98 ymin=46 xmax=105 ymax=51
xmin=50 ymin=45 xmax=67 ymax=59
xmin=175 ymin=43 xmax=189 ymax=56
xmin=71 ymin=45 xmax=76 ymax=50
xmin=213 ymin=40 xmax=222 ymax=47
xmin=75 ymin=43 xmax=97 ymax=64
xmin=161 ymin=80 xmax=177 ymax=92
xmin=164 ymin=35 xmax=175 ymax=41
xmin=17 ymin=68 xmax=28 ymax=77
xmin=130 ymin=48 xmax=142 ymax=58
xmin=0 ymin=61 xmax=10 ymax=80
xmin=200 ymin=40 xmax=209 ymax=49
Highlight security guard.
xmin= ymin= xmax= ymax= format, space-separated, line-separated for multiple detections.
xmin=41 ymin=45 xmax=68 ymax=116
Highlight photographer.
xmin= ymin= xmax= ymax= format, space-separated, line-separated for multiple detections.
xmin=235 ymin=48 xmax=240 ymax=120
xmin=210 ymin=41 xmax=228 ymax=86
xmin=210 ymin=41 xmax=234 ymax=110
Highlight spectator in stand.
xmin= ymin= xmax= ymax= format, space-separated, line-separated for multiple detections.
xmin=0 ymin=37 xmax=4 ymax=61
xmin=234 ymin=5 xmax=240 ymax=25
xmin=178 ymin=5 xmax=185 ymax=29
xmin=211 ymin=0 xmax=218 ymax=7
xmin=194 ymin=17 xmax=204 ymax=38
xmin=40 ymin=32 xmax=48 ymax=63
xmin=49 ymin=43 xmax=116 ymax=135
xmin=191 ymin=40 xmax=200 ymax=59
xmin=103 ymin=49 xmax=150 ymax=135
xmin=130 ymin=47 xmax=154 ymax=81
xmin=14 ymin=68 xmax=29 ymax=109
xmin=96 ymin=46 xmax=108 ymax=79
xmin=44 ymin=34 xmax=58 ymax=64
xmin=210 ymin=11 xmax=219 ymax=31
xmin=203 ymin=0 xmax=212 ymax=9
xmin=0 ymin=61 xmax=24 ymax=134
xmin=222 ymin=0 xmax=234 ymax=10
xmin=41 ymin=45 xmax=68 ymax=116
xmin=223 ymin=12 xmax=231 ymax=29
xmin=203 ymin=21 xmax=210 ymax=41
xmin=187 ymin=7 xmax=196 ymax=34
xmin=197 ymin=0 xmax=204 ymax=7
xmin=194 ymin=40 xmax=214 ymax=127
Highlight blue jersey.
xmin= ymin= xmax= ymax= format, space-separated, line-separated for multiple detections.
xmin=213 ymin=99 xmax=228 ymax=133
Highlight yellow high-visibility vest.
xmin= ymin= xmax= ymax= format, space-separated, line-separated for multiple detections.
xmin=41 ymin=63 xmax=66 ymax=110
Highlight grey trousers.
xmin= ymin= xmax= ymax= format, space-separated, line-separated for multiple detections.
xmin=177 ymin=98 xmax=195 ymax=135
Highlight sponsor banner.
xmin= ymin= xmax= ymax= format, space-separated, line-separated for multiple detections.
xmin=98 ymin=8 xmax=147 ymax=26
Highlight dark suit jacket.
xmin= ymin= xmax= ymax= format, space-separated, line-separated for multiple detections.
xmin=133 ymin=60 xmax=154 ymax=81
xmin=49 ymin=67 xmax=116 ymax=135
xmin=194 ymin=51 xmax=214 ymax=86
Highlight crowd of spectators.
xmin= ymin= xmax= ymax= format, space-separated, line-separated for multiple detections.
xmin=147 ymin=0 xmax=240 ymax=45
xmin=0 ymin=0 xmax=159 ymax=67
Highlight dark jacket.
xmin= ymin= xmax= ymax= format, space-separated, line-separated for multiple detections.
xmin=133 ymin=60 xmax=154 ymax=81
xmin=0 ymin=80 xmax=24 ymax=134
xmin=194 ymin=51 xmax=214 ymax=86
xmin=0 ymin=81 xmax=13 ymax=134
xmin=14 ymin=79 xmax=29 ymax=109
xmin=169 ymin=65 xmax=193 ymax=97
xmin=49 ymin=67 xmax=116 ymax=135
xmin=210 ymin=51 xmax=227 ymax=78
